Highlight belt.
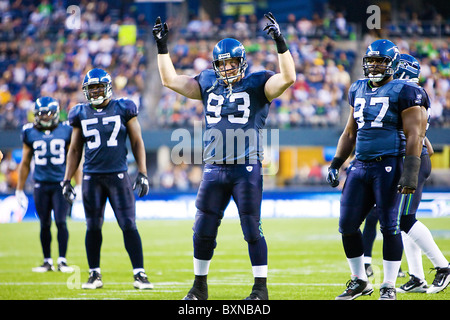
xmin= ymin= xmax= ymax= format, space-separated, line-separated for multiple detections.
xmin=359 ymin=155 xmax=399 ymax=163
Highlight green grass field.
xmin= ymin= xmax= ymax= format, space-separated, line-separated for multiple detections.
xmin=0 ymin=217 xmax=449 ymax=300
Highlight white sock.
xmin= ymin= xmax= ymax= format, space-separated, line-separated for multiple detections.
xmin=402 ymin=231 xmax=425 ymax=280
xmin=193 ymin=258 xmax=211 ymax=276
xmin=407 ymin=221 xmax=449 ymax=268
xmin=89 ymin=267 xmax=101 ymax=274
xmin=363 ymin=256 xmax=372 ymax=265
xmin=57 ymin=257 xmax=67 ymax=265
xmin=347 ymin=255 xmax=367 ymax=281
xmin=44 ymin=258 xmax=53 ymax=265
xmin=252 ymin=265 xmax=268 ymax=278
xmin=133 ymin=268 xmax=145 ymax=275
xmin=383 ymin=260 xmax=401 ymax=286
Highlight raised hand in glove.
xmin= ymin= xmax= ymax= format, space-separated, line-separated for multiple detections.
xmin=263 ymin=12 xmax=288 ymax=53
xmin=62 ymin=180 xmax=76 ymax=205
xmin=133 ymin=172 xmax=149 ymax=198
xmin=152 ymin=16 xmax=169 ymax=54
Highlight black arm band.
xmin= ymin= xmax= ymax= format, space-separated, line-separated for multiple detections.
xmin=399 ymin=155 xmax=421 ymax=189
xmin=274 ymin=35 xmax=288 ymax=54
xmin=156 ymin=41 xmax=168 ymax=54
xmin=330 ymin=157 xmax=345 ymax=170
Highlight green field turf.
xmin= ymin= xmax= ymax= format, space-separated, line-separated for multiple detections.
xmin=0 ymin=217 xmax=449 ymax=300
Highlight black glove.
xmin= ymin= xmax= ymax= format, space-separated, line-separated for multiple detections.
xmin=263 ymin=12 xmax=288 ymax=53
xmin=326 ymin=168 xmax=340 ymax=188
xmin=326 ymin=157 xmax=345 ymax=188
xmin=133 ymin=172 xmax=149 ymax=198
xmin=62 ymin=180 xmax=76 ymax=205
xmin=397 ymin=155 xmax=421 ymax=193
xmin=152 ymin=16 xmax=169 ymax=54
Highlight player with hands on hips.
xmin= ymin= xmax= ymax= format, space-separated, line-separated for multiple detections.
xmin=63 ymin=68 xmax=152 ymax=290
xmin=153 ymin=13 xmax=295 ymax=300
xmin=16 ymin=96 xmax=75 ymax=273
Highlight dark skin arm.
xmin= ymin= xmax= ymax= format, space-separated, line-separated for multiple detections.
xmin=334 ymin=106 xmax=357 ymax=161
xmin=399 ymin=105 xmax=428 ymax=194
xmin=63 ymin=126 xmax=84 ymax=181
xmin=126 ymin=116 xmax=147 ymax=175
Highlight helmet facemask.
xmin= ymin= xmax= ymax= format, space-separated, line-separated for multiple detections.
xmin=363 ymin=56 xmax=397 ymax=83
xmin=212 ymin=56 xmax=247 ymax=86
xmin=34 ymin=106 xmax=60 ymax=129
xmin=83 ymin=81 xmax=112 ymax=106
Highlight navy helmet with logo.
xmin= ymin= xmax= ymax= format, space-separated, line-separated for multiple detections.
xmin=34 ymin=96 xmax=60 ymax=130
xmin=363 ymin=39 xmax=400 ymax=82
xmin=394 ymin=53 xmax=421 ymax=82
xmin=82 ymin=68 xmax=112 ymax=106
xmin=212 ymin=38 xmax=248 ymax=84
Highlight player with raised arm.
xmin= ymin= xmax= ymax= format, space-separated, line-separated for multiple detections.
xmin=16 ymin=97 xmax=74 ymax=273
xmin=62 ymin=68 xmax=152 ymax=290
xmin=326 ymin=40 xmax=428 ymax=300
xmin=153 ymin=12 xmax=295 ymax=300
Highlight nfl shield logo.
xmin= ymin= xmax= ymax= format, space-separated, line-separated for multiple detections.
xmin=246 ymin=166 xmax=253 ymax=172
xmin=385 ymin=166 xmax=392 ymax=172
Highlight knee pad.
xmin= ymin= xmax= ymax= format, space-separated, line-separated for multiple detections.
xmin=240 ymin=214 xmax=263 ymax=243
xmin=192 ymin=210 xmax=221 ymax=260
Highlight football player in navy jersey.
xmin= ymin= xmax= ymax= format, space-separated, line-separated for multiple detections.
xmin=153 ymin=13 xmax=295 ymax=300
xmin=326 ymin=40 xmax=429 ymax=300
xmin=360 ymin=54 xmax=449 ymax=294
xmin=62 ymin=68 xmax=152 ymax=290
xmin=16 ymin=97 xmax=74 ymax=273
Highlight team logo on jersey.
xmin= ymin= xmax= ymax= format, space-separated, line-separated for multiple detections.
xmin=385 ymin=166 xmax=392 ymax=172
xmin=415 ymin=93 xmax=422 ymax=104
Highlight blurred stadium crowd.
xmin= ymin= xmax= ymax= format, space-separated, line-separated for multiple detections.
xmin=0 ymin=0 xmax=449 ymax=192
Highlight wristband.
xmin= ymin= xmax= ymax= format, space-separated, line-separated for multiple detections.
xmin=156 ymin=41 xmax=168 ymax=54
xmin=330 ymin=157 xmax=345 ymax=170
xmin=398 ymin=155 xmax=421 ymax=189
xmin=275 ymin=36 xmax=288 ymax=54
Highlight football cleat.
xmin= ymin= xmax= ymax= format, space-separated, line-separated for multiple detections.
xmin=427 ymin=266 xmax=450 ymax=294
xmin=57 ymin=261 xmax=74 ymax=273
xmin=32 ymin=261 xmax=55 ymax=273
xmin=82 ymin=271 xmax=103 ymax=289
xmin=244 ymin=285 xmax=269 ymax=300
xmin=133 ymin=271 xmax=154 ymax=289
xmin=182 ymin=285 xmax=208 ymax=300
xmin=335 ymin=277 xmax=373 ymax=300
xmin=379 ymin=283 xmax=396 ymax=300
xmin=397 ymin=274 xmax=428 ymax=293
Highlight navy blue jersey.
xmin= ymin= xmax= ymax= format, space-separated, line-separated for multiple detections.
xmin=348 ymin=78 xmax=429 ymax=161
xmin=22 ymin=121 xmax=72 ymax=182
xmin=195 ymin=69 xmax=274 ymax=164
xmin=68 ymin=98 xmax=137 ymax=173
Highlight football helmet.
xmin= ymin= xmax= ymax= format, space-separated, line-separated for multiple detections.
xmin=34 ymin=96 xmax=60 ymax=129
xmin=394 ymin=53 xmax=421 ymax=82
xmin=363 ymin=39 xmax=400 ymax=82
xmin=82 ymin=68 xmax=112 ymax=106
xmin=212 ymin=38 xmax=247 ymax=85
